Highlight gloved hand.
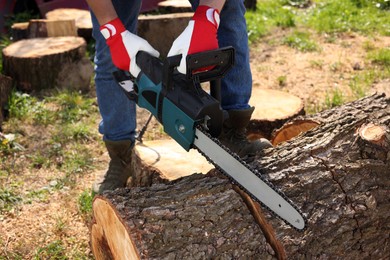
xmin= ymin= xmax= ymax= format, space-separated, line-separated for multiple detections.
xmin=100 ymin=17 xmax=160 ymax=78
xmin=168 ymin=5 xmax=220 ymax=74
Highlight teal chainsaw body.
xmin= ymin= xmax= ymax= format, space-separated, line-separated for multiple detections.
xmin=114 ymin=47 xmax=235 ymax=150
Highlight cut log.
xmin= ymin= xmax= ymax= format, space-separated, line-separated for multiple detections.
xmin=27 ymin=19 xmax=77 ymax=38
xmin=45 ymin=8 xmax=93 ymax=39
xmin=129 ymin=138 xmax=214 ymax=187
xmin=0 ymin=75 xmax=13 ymax=129
xmin=92 ymin=175 xmax=272 ymax=259
xmin=2 ymin=37 xmax=93 ymax=93
xmin=91 ymin=93 xmax=389 ymax=259
xmin=11 ymin=22 xmax=29 ymax=41
xmin=248 ymin=88 xmax=305 ymax=139
xmin=138 ymin=13 xmax=193 ymax=57
xmin=157 ymin=0 xmax=192 ymax=13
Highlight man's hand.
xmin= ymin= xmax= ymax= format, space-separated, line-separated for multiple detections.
xmin=168 ymin=5 xmax=220 ymax=74
xmin=100 ymin=18 xmax=160 ymax=78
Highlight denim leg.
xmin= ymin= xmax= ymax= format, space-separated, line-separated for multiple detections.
xmin=189 ymin=0 xmax=252 ymax=110
xmin=91 ymin=0 xmax=142 ymax=141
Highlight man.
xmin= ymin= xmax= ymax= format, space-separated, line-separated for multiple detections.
xmin=87 ymin=0 xmax=271 ymax=194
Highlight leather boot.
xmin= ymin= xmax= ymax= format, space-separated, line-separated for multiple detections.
xmin=92 ymin=140 xmax=134 ymax=194
xmin=219 ymin=107 xmax=272 ymax=157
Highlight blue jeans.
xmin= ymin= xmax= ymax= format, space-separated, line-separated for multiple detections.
xmin=91 ymin=0 xmax=252 ymax=141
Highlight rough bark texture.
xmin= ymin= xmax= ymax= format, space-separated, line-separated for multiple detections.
xmin=92 ymin=174 xmax=273 ymax=259
xmin=91 ymin=93 xmax=389 ymax=259
xmin=256 ymin=93 xmax=389 ymax=259
xmin=11 ymin=22 xmax=29 ymax=41
xmin=0 ymin=75 xmax=13 ymax=129
xmin=2 ymin=37 xmax=93 ymax=93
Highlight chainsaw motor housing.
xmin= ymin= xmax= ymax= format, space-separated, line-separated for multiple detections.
xmin=114 ymin=47 xmax=235 ymax=151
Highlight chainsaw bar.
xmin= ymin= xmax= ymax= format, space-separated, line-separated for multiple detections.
xmin=193 ymin=126 xmax=306 ymax=231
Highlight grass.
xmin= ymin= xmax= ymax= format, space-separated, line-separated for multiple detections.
xmin=283 ymin=30 xmax=319 ymax=52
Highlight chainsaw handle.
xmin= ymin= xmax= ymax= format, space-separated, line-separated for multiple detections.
xmin=185 ymin=47 xmax=235 ymax=82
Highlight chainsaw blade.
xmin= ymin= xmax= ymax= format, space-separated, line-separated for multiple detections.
xmin=193 ymin=127 xmax=306 ymax=231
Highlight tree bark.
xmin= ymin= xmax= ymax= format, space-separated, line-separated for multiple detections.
xmin=0 ymin=75 xmax=13 ymax=129
xmin=91 ymin=93 xmax=389 ymax=259
xmin=2 ymin=37 xmax=93 ymax=93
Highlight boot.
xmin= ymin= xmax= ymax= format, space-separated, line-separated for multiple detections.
xmin=92 ymin=140 xmax=134 ymax=194
xmin=219 ymin=107 xmax=272 ymax=157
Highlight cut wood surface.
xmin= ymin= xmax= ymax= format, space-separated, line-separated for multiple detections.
xmin=2 ymin=37 xmax=93 ymax=92
xmin=130 ymin=139 xmax=214 ymax=187
xmin=270 ymin=118 xmax=320 ymax=146
xmin=45 ymin=8 xmax=93 ymax=39
xmin=248 ymin=88 xmax=305 ymax=139
xmin=27 ymin=19 xmax=77 ymax=38
xmin=158 ymin=0 xmax=192 ymax=12
xmin=91 ymin=93 xmax=389 ymax=259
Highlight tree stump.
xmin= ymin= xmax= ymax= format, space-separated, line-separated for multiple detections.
xmin=26 ymin=19 xmax=77 ymax=38
xmin=138 ymin=13 xmax=193 ymax=57
xmin=91 ymin=93 xmax=389 ymax=259
xmin=0 ymin=74 xmax=13 ymax=129
xmin=45 ymin=8 xmax=93 ymax=40
xmin=129 ymin=139 xmax=214 ymax=187
xmin=248 ymin=88 xmax=305 ymax=139
xmin=2 ymin=37 xmax=93 ymax=93
xmin=157 ymin=0 xmax=193 ymax=13
xmin=11 ymin=22 xmax=29 ymax=41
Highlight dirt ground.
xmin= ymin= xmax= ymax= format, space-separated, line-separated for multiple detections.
xmin=0 ymin=29 xmax=389 ymax=258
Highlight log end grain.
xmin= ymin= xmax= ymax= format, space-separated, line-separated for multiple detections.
xmin=248 ymin=88 xmax=305 ymax=139
xmin=271 ymin=119 xmax=320 ymax=146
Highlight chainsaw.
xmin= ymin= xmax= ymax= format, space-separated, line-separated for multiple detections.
xmin=113 ymin=47 xmax=306 ymax=231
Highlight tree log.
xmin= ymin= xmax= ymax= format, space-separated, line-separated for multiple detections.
xmin=138 ymin=13 xmax=192 ymax=58
xmin=91 ymin=93 xmax=389 ymax=259
xmin=129 ymin=139 xmax=214 ymax=187
xmin=0 ymin=74 xmax=13 ymax=129
xmin=27 ymin=19 xmax=77 ymax=38
xmin=157 ymin=0 xmax=193 ymax=13
xmin=45 ymin=8 xmax=93 ymax=40
xmin=2 ymin=37 xmax=93 ymax=93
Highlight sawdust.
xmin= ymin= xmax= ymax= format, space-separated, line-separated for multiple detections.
xmin=1 ymin=30 xmax=389 ymax=258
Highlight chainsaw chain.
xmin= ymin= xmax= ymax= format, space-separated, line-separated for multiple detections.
xmin=194 ymin=125 xmax=307 ymax=232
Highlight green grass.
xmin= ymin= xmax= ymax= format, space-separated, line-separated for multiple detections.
xmin=245 ymin=0 xmax=390 ymax=44
xmin=283 ymin=30 xmax=319 ymax=52
xmin=305 ymin=0 xmax=390 ymax=35
xmin=368 ymin=47 xmax=390 ymax=67
xmin=0 ymin=188 xmax=22 ymax=213
xmin=34 ymin=240 xmax=67 ymax=260
xmin=325 ymin=88 xmax=345 ymax=108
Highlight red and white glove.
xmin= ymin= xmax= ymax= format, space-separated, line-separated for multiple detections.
xmin=168 ymin=5 xmax=220 ymax=74
xmin=100 ymin=18 xmax=160 ymax=78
